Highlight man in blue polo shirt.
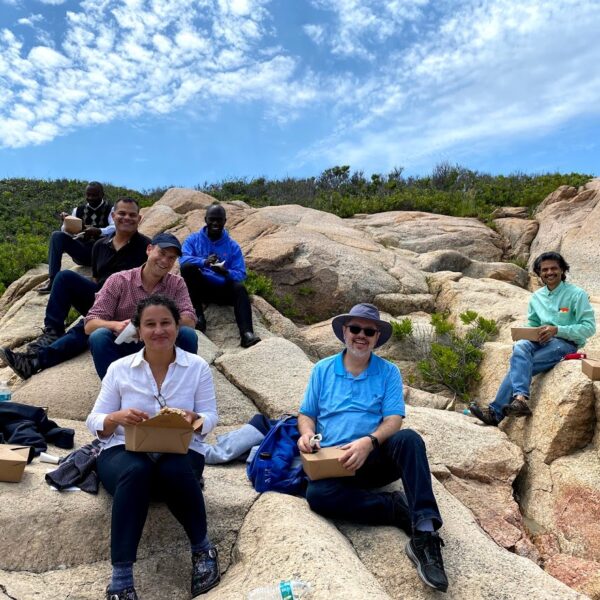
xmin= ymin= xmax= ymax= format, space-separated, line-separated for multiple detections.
xmin=470 ymin=251 xmax=596 ymax=426
xmin=298 ymin=303 xmax=448 ymax=593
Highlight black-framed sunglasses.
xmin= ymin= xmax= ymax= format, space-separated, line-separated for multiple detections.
xmin=345 ymin=324 xmax=379 ymax=337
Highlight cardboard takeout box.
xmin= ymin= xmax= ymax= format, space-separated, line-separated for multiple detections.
xmin=125 ymin=413 xmax=203 ymax=454
xmin=63 ymin=215 xmax=83 ymax=234
xmin=582 ymin=358 xmax=600 ymax=381
xmin=0 ymin=445 xmax=32 ymax=483
xmin=511 ymin=327 xmax=541 ymax=342
xmin=301 ymin=446 xmax=355 ymax=481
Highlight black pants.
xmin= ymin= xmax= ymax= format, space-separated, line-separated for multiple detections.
xmin=180 ymin=263 xmax=254 ymax=335
xmin=97 ymin=445 xmax=207 ymax=564
xmin=305 ymin=429 xmax=442 ymax=531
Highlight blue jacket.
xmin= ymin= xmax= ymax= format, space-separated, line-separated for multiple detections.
xmin=180 ymin=226 xmax=246 ymax=285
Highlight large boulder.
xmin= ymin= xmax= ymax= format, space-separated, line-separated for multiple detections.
xmin=493 ymin=217 xmax=539 ymax=262
xmin=0 ymin=265 xmax=47 ymax=318
xmin=530 ymin=179 xmax=600 ymax=296
xmin=138 ymin=204 xmax=182 ymax=238
xmin=348 ymin=211 xmax=506 ymax=262
xmin=215 ymin=337 xmax=313 ymax=417
xmin=151 ymin=187 xmax=217 ymax=214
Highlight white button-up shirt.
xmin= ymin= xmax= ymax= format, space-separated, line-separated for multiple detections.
xmin=86 ymin=347 xmax=218 ymax=455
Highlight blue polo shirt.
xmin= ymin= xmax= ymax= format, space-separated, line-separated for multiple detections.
xmin=299 ymin=351 xmax=405 ymax=447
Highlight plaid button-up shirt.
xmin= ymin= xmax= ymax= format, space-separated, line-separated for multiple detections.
xmin=84 ymin=265 xmax=196 ymax=324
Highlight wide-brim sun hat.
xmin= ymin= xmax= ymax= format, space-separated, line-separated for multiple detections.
xmin=331 ymin=303 xmax=392 ymax=348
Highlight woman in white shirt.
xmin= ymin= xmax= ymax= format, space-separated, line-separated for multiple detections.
xmin=86 ymin=294 xmax=219 ymax=600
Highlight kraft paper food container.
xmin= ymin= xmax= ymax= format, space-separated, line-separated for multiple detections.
xmin=511 ymin=327 xmax=541 ymax=342
xmin=0 ymin=445 xmax=32 ymax=483
xmin=582 ymin=358 xmax=600 ymax=381
xmin=125 ymin=413 xmax=203 ymax=454
xmin=63 ymin=216 xmax=83 ymax=234
xmin=301 ymin=446 xmax=355 ymax=481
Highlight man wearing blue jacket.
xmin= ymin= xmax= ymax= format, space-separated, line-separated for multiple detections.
xmin=180 ymin=204 xmax=261 ymax=348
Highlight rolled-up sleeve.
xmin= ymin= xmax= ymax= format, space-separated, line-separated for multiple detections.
xmin=84 ymin=275 xmax=121 ymax=324
xmin=173 ymin=278 xmax=197 ymax=322
xmin=194 ymin=362 xmax=218 ymax=436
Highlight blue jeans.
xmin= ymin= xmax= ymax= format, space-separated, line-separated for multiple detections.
xmin=48 ymin=231 xmax=94 ymax=279
xmin=89 ymin=326 xmax=199 ymax=379
xmin=305 ymin=429 xmax=442 ymax=532
xmin=97 ymin=445 xmax=206 ymax=564
xmin=489 ymin=337 xmax=578 ymax=421
xmin=37 ymin=319 xmax=90 ymax=369
xmin=44 ymin=270 xmax=99 ymax=333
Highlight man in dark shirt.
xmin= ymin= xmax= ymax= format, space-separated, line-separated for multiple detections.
xmin=38 ymin=181 xmax=114 ymax=294
xmin=0 ymin=198 xmax=149 ymax=379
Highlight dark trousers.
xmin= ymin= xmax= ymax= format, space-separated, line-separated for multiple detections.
xmin=37 ymin=319 xmax=89 ymax=369
xmin=305 ymin=429 xmax=442 ymax=531
xmin=44 ymin=270 xmax=99 ymax=333
xmin=48 ymin=231 xmax=94 ymax=279
xmin=180 ymin=263 xmax=254 ymax=335
xmin=97 ymin=445 xmax=207 ymax=564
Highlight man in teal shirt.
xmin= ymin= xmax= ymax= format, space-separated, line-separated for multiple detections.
xmin=471 ymin=252 xmax=596 ymax=425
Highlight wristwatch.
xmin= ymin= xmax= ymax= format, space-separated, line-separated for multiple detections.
xmin=367 ymin=434 xmax=379 ymax=450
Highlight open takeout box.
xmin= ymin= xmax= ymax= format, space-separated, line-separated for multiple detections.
xmin=301 ymin=446 xmax=355 ymax=481
xmin=582 ymin=358 xmax=600 ymax=381
xmin=511 ymin=327 xmax=541 ymax=342
xmin=63 ymin=215 xmax=83 ymax=234
xmin=125 ymin=413 xmax=203 ymax=454
xmin=0 ymin=445 xmax=33 ymax=483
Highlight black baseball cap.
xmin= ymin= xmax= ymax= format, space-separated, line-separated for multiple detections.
xmin=151 ymin=232 xmax=182 ymax=256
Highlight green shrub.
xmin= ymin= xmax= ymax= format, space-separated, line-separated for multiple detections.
xmin=391 ymin=318 xmax=413 ymax=340
xmin=0 ymin=233 xmax=47 ymax=291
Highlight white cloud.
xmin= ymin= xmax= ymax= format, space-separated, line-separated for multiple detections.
xmin=37 ymin=0 xmax=68 ymax=5
xmin=17 ymin=14 xmax=44 ymax=27
xmin=0 ymin=0 xmax=318 ymax=148
xmin=300 ymin=0 xmax=600 ymax=172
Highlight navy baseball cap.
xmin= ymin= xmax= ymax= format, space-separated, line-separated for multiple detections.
xmin=151 ymin=232 xmax=182 ymax=256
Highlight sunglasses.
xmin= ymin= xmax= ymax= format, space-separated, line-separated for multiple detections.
xmin=345 ymin=324 xmax=379 ymax=337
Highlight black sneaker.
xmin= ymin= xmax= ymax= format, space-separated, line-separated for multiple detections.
xmin=392 ymin=490 xmax=412 ymax=534
xmin=27 ymin=327 xmax=61 ymax=352
xmin=503 ymin=396 xmax=532 ymax=417
xmin=240 ymin=332 xmax=261 ymax=348
xmin=0 ymin=347 xmax=41 ymax=380
xmin=105 ymin=586 xmax=138 ymax=600
xmin=469 ymin=403 xmax=500 ymax=426
xmin=406 ymin=531 xmax=448 ymax=593
xmin=191 ymin=546 xmax=220 ymax=597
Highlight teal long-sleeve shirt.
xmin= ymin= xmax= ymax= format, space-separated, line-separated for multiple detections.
xmin=526 ymin=281 xmax=596 ymax=348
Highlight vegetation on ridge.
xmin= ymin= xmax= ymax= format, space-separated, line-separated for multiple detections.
xmin=0 ymin=165 xmax=593 ymax=295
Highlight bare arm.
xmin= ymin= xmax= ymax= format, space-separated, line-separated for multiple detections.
xmin=84 ymin=318 xmax=130 ymax=335
xmin=297 ymin=413 xmax=318 ymax=453
xmin=180 ymin=314 xmax=197 ymax=328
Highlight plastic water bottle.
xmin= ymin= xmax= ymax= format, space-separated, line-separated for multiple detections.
xmin=0 ymin=381 xmax=11 ymax=402
xmin=247 ymin=580 xmax=312 ymax=600
xmin=462 ymin=408 xmax=471 ymax=416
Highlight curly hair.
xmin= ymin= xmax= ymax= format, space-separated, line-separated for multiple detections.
xmin=131 ymin=294 xmax=181 ymax=328
xmin=533 ymin=252 xmax=570 ymax=281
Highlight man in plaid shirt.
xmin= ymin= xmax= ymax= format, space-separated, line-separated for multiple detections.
xmin=84 ymin=232 xmax=198 ymax=379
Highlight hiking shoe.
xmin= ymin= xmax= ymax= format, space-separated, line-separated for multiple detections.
xmin=406 ymin=531 xmax=449 ymax=593
xmin=469 ymin=403 xmax=500 ymax=426
xmin=0 ymin=347 xmax=41 ymax=380
xmin=503 ymin=396 xmax=532 ymax=417
xmin=106 ymin=586 xmax=138 ymax=600
xmin=27 ymin=327 xmax=61 ymax=352
xmin=37 ymin=280 xmax=53 ymax=295
xmin=191 ymin=546 xmax=220 ymax=597
xmin=240 ymin=332 xmax=261 ymax=348
xmin=392 ymin=490 xmax=412 ymax=534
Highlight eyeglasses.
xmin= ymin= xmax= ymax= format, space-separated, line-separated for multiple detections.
xmin=154 ymin=393 xmax=167 ymax=409
xmin=345 ymin=324 xmax=379 ymax=337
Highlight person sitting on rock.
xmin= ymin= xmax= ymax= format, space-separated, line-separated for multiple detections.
xmin=179 ymin=203 xmax=261 ymax=349
xmin=0 ymin=198 xmax=149 ymax=380
xmin=37 ymin=181 xmax=115 ymax=294
xmin=297 ymin=303 xmax=449 ymax=593
xmin=84 ymin=232 xmax=198 ymax=379
xmin=86 ymin=294 xmax=220 ymax=600
xmin=470 ymin=251 xmax=596 ymax=426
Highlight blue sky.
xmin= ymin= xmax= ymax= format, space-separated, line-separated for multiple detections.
xmin=0 ymin=0 xmax=599 ymax=191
